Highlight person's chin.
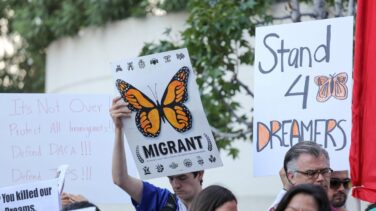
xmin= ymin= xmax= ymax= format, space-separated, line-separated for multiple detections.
xmin=332 ymin=195 xmax=346 ymax=207
xmin=334 ymin=195 xmax=346 ymax=202
xmin=175 ymin=191 xmax=185 ymax=198
xmin=333 ymin=200 xmax=346 ymax=208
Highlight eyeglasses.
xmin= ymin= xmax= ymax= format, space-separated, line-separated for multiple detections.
xmin=294 ymin=168 xmax=333 ymax=179
xmin=330 ymin=178 xmax=352 ymax=190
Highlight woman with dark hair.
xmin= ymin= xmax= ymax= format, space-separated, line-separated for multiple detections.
xmin=60 ymin=192 xmax=100 ymax=211
xmin=189 ymin=185 xmax=237 ymax=211
xmin=365 ymin=203 xmax=376 ymax=211
xmin=275 ymin=183 xmax=331 ymax=211
xmin=61 ymin=201 xmax=100 ymax=211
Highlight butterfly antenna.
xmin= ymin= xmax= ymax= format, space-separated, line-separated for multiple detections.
xmin=147 ymin=85 xmax=158 ymax=101
xmin=154 ymin=83 xmax=159 ymax=101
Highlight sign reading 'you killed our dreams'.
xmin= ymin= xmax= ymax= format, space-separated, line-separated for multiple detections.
xmin=112 ymin=48 xmax=223 ymax=179
xmin=0 ymin=179 xmax=60 ymax=211
xmin=253 ymin=17 xmax=354 ymax=176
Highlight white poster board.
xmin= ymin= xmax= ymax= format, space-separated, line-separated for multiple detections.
xmin=253 ymin=17 xmax=354 ymax=176
xmin=111 ymin=48 xmax=223 ymax=179
xmin=0 ymin=94 xmax=137 ymax=203
xmin=0 ymin=179 xmax=60 ymax=211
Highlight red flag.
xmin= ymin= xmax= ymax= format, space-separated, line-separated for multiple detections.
xmin=350 ymin=0 xmax=376 ymax=202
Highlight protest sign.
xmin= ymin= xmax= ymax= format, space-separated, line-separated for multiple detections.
xmin=0 ymin=179 xmax=59 ymax=211
xmin=111 ymin=48 xmax=223 ymax=179
xmin=0 ymin=94 xmax=137 ymax=203
xmin=253 ymin=17 xmax=354 ymax=176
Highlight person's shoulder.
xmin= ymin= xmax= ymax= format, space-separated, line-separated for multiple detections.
xmin=142 ymin=181 xmax=173 ymax=199
xmin=143 ymin=181 xmax=170 ymax=192
xmin=134 ymin=181 xmax=178 ymax=211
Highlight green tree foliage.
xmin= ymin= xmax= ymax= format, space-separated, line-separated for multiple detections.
xmin=0 ymin=0 xmax=149 ymax=92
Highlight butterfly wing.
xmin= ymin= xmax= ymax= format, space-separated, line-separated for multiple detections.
xmin=314 ymin=75 xmax=331 ymax=102
xmin=160 ymin=66 xmax=192 ymax=132
xmin=333 ymin=72 xmax=348 ymax=100
xmin=116 ymin=79 xmax=161 ymax=137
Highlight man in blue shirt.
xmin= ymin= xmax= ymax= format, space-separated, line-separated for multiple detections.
xmin=110 ymin=97 xmax=204 ymax=211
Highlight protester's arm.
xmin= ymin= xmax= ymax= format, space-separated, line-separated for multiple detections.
xmin=110 ymin=96 xmax=143 ymax=203
xmin=267 ymin=168 xmax=291 ymax=210
xmin=268 ymin=188 xmax=287 ymax=211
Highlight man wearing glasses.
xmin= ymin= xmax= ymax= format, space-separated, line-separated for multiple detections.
xmin=328 ymin=170 xmax=351 ymax=211
xmin=269 ymin=141 xmax=334 ymax=211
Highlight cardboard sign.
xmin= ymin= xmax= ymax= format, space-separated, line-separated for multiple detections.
xmin=0 ymin=179 xmax=60 ymax=211
xmin=0 ymin=94 xmax=137 ymax=203
xmin=253 ymin=17 xmax=354 ymax=176
xmin=111 ymin=48 xmax=223 ymax=179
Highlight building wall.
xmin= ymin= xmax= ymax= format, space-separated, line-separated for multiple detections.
xmin=46 ymin=12 xmax=362 ymax=211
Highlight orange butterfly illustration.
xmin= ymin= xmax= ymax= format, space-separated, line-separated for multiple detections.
xmin=314 ymin=72 xmax=348 ymax=102
xmin=116 ymin=66 xmax=192 ymax=137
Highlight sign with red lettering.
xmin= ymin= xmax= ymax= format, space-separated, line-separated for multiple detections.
xmin=111 ymin=48 xmax=223 ymax=179
xmin=253 ymin=17 xmax=354 ymax=176
xmin=0 ymin=94 xmax=137 ymax=203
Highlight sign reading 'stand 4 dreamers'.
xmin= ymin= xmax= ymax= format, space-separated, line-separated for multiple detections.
xmin=112 ymin=48 xmax=223 ymax=179
xmin=253 ymin=17 xmax=354 ymax=176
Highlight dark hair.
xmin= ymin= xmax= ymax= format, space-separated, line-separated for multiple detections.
xmin=62 ymin=201 xmax=100 ymax=211
xmin=192 ymin=171 xmax=204 ymax=185
xmin=275 ymin=184 xmax=331 ymax=211
xmin=284 ymin=141 xmax=330 ymax=174
xmin=189 ymin=185 xmax=237 ymax=211
xmin=365 ymin=203 xmax=376 ymax=211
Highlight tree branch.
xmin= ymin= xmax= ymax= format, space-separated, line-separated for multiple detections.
xmin=348 ymin=0 xmax=355 ymax=16
xmin=266 ymin=12 xmax=318 ymax=24
xmin=232 ymin=44 xmax=254 ymax=98
xmin=334 ymin=0 xmax=343 ymax=17
xmin=289 ymin=0 xmax=301 ymax=22
xmin=313 ymin=0 xmax=327 ymax=19
xmin=234 ymin=77 xmax=254 ymax=98
xmin=211 ymin=126 xmax=252 ymax=140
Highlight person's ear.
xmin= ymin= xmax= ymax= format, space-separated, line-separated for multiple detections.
xmin=198 ymin=171 xmax=204 ymax=179
xmin=280 ymin=168 xmax=293 ymax=190
xmin=287 ymin=171 xmax=295 ymax=186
